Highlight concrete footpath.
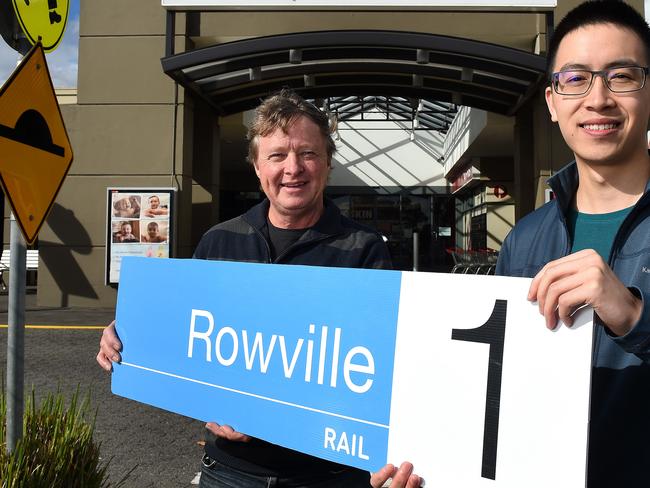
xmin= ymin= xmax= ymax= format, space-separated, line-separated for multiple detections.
xmin=0 ymin=293 xmax=205 ymax=487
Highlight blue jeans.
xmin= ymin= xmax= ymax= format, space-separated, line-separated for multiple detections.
xmin=198 ymin=454 xmax=372 ymax=488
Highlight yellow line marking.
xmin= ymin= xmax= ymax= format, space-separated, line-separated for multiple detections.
xmin=0 ymin=325 xmax=105 ymax=330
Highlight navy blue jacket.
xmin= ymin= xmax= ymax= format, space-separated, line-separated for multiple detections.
xmin=496 ymin=162 xmax=650 ymax=487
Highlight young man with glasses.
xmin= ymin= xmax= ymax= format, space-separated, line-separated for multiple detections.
xmin=496 ymin=2 xmax=650 ymax=486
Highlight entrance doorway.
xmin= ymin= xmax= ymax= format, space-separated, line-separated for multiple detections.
xmin=330 ymin=193 xmax=455 ymax=272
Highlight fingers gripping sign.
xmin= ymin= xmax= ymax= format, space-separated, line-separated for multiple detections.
xmin=96 ymin=321 xmax=123 ymax=372
xmin=528 ymin=249 xmax=642 ymax=336
xmin=370 ymin=462 xmax=422 ymax=488
xmin=205 ymin=422 xmax=251 ymax=443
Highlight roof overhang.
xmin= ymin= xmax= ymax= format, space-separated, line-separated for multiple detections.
xmin=161 ymin=30 xmax=547 ymax=116
xmin=161 ymin=1 xmax=556 ymax=12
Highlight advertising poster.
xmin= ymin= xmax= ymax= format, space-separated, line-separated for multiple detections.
xmin=105 ymin=188 xmax=175 ymax=284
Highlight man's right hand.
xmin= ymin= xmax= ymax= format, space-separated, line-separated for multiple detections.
xmin=96 ymin=320 xmax=122 ymax=371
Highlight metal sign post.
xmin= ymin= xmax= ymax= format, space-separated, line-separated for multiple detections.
xmin=6 ymin=213 xmax=26 ymax=453
xmin=1 ymin=3 xmax=70 ymax=455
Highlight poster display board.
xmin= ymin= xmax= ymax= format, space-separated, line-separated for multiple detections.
xmin=105 ymin=188 xmax=176 ymax=284
xmin=112 ymin=257 xmax=593 ymax=487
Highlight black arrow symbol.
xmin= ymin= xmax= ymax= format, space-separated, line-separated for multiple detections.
xmin=0 ymin=109 xmax=64 ymax=156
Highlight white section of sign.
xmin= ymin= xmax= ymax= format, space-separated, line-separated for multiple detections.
xmin=387 ymin=273 xmax=592 ymax=487
xmin=162 ymin=1 xmax=556 ymax=11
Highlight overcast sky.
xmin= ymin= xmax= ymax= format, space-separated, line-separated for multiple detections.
xmin=0 ymin=0 xmax=80 ymax=88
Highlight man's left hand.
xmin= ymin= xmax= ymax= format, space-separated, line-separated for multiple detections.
xmin=528 ymin=249 xmax=642 ymax=336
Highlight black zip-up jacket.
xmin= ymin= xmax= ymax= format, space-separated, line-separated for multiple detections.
xmin=194 ymin=198 xmax=391 ymax=477
xmin=496 ymin=162 xmax=650 ymax=487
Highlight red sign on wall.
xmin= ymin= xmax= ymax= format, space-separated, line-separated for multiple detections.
xmin=451 ymin=166 xmax=474 ymax=193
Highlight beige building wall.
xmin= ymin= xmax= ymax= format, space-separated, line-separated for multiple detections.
xmin=35 ymin=0 xmax=214 ymax=307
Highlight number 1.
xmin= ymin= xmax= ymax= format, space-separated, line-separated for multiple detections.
xmin=451 ymin=299 xmax=507 ymax=480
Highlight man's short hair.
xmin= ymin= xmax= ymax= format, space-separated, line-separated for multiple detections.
xmin=247 ymin=89 xmax=336 ymax=166
xmin=547 ymin=0 xmax=650 ymax=80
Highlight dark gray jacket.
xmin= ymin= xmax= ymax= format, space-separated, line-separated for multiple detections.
xmin=195 ymin=199 xmax=392 ymax=270
xmin=496 ymin=162 xmax=650 ymax=487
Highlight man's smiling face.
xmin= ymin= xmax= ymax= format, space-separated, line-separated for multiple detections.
xmin=254 ymin=115 xmax=330 ymax=228
xmin=545 ymin=23 xmax=650 ymax=168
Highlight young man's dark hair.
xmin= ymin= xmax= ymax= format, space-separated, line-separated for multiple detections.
xmin=547 ymin=0 xmax=650 ymax=79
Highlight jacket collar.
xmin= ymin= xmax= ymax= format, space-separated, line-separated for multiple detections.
xmin=242 ymin=198 xmax=344 ymax=238
xmin=547 ymin=162 xmax=579 ymax=215
xmin=548 ymin=161 xmax=650 ymax=214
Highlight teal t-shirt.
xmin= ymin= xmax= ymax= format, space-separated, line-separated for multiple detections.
xmin=566 ymin=206 xmax=633 ymax=260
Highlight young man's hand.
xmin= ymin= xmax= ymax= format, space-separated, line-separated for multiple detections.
xmin=528 ymin=249 xmax=642 ymax=336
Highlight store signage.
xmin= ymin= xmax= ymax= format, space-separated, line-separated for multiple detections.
xmin=493 ymin=185 xmax=508 ymax=199
xmin=451 ymin=166 xmax=475 ymax=193
xmin=12 ymin=0 xmax=69 ymax=52
xmin=162 ymin=1 xmax=556 ymax=10
xmin=0 ymin=43 xmax=73 ymax=244
xmin=113 ymin=257 xmax=592 ymax=487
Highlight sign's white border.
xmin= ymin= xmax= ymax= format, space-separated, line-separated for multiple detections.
xmin=162 ymin=1 xmax=556 ymax=11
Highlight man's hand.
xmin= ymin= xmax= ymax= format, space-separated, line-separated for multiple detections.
xmin=371 ymin=462 xmax=422 ymax=488
xmin=205 ymin=422 xmax=251 ymax=442
xmin=528 ymin=249 xmax=642 ymax=336
xmin=96 ymin=320 xmax=122 ymax=371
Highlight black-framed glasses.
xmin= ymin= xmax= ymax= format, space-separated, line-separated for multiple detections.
xmin=551 ymin=66 xmax=650 ymax=95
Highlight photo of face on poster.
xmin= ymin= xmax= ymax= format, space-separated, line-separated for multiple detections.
xmin=113 ymin=194 xmax=141 ymax=218
xmin=141 ymin=220 xmax=168 ymax=243
xmin=112 ymin=220 xmax=140 ymax=243
xmin=142 ymin=193 xmax=170 ymax=218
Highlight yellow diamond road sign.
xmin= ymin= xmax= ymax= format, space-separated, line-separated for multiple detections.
xmin=12 ymin=0 xmax=69 ymax=53
xmin=0 ymin=43 xmax=73 ymax=245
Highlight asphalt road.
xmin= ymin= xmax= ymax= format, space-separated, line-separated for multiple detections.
xmin=0 ymin=296 xmax=205 ymax=487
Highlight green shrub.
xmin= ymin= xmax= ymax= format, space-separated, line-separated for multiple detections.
xmin=0 ymin=388 xmax=111 ymax=488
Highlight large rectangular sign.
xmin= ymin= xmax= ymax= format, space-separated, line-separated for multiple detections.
xmin=113 ymin=257 xmax=592 ymax=487
xmin=162 ymin=1 xmax=556 ymax=11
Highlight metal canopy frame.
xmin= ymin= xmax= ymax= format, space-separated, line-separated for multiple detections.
xmin=326 ymin=96 xmax=457 ymax=133
xmin=161 ymin=28 xmax=547 ymax=117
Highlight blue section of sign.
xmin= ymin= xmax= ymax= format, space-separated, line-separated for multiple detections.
xmin=112 ymin=257 xmax=402 ymax=471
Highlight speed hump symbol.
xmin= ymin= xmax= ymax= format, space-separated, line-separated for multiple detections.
xmin=0 ymin=42 xmax=73 ymax=245
xmin=12 ymin=0 xmax=69 ymax=53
